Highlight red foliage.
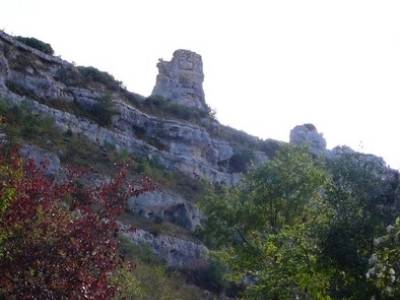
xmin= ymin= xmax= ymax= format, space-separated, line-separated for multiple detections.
xmin=0 ymin=148 xmax=153 ymax=299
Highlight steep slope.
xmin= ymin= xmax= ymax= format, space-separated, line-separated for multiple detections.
xmin=0 ymin=30 xmax=277 ymax=185
xmin=1 ymin=30 xmax=398 ymax=298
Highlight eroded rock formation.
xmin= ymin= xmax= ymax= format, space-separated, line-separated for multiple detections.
xmin=152 ymin=49 xmax=207 ymax=110
xmin=290 ymin=123 xmax=327 ymax=155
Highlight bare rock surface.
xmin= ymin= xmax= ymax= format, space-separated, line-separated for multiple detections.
xmin=128 ymin=190 xmax=201 ymax=231
xmin=0 ymin=32 xmax=246 ymax=185
xmin=152 ymin=49 xmax=207 ymax=110
xmin=120 ymin=224 xmax=209 ymax=270
xmin=290 ymin=123 xmax=327 ymax=154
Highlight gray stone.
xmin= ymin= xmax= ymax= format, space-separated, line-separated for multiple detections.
xmin=68 ymin=87 xmax=100 ymax=108
xmin=290 ymin=123 xmax=327 ymax=154
xmin=7 ymin=71 xmax=71 ymax=102
xmin=0 ymin=31 xmax=257 ymax=186
xmin=152 ymin=49 xmax=206 ymax=110
xmin=120 ymin=224 xmax=209 ymax=270
xmin=128 ymin=190 xmax=201 ymax=231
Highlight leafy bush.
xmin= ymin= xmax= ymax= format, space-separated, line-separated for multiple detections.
xmin=15 ymin=36 xmax=54 ymax=55
xmin=0 ymin=147 xmax=144 ymax=298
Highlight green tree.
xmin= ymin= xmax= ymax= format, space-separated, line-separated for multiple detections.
xmin=201 ymin=146 xmax=332 ymax=299
xmin=319 ymin=149 xmax=398 ymax=299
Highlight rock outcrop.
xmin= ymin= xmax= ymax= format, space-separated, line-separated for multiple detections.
xmin=120 ymin=224 xmax=209 ymax=270
xmin=152 ymin=49 xmax=207 ymax=111
xmin=1 ymin=30 xmax=400 ymax=289
xmin=0 ymin=32 xmax=264 ymax=185
xmin=290 ymin=123 xmax=327 ymax=155
xmin=128 ymin=190 xmax=201 ymax=231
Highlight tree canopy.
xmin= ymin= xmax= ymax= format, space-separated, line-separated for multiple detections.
xmin=200 ymin=145 xmax=400 ymax=299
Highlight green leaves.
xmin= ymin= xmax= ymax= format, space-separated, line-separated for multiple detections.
xmin=200 ymin=145 xmax=332 ymax=299
xmin=368 ymin=217 xmax=400 ymax=299
xmin=200 ymin=144 xmax=400 ymax=299
xmin=243 ymin=145 xmax=328 ymax=231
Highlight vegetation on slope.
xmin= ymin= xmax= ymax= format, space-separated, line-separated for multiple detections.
xmin=0 ymin=99 xmax=207 ymax=201
xmin=0 ymin=99 xmax=215 ymax=299
xmin=114 ymin=235 xmax=206 ymax=300
xmin=14 ymin=36 xmax=54 ymax=55
xmin=0 ymin=147 xmax=141 ymax=298
xmin=200 ymin=145 xmax=400 ymax=299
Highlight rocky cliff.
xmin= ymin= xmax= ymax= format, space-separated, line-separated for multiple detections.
xmin=0 ymin=30 xmax=269 ymax=275
xmin=0 ymin=30 xmax=396 ymax=285
xmin=0 ymin=31 xmax=274 ymax=186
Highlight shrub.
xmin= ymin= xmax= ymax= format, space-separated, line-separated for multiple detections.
xmin=14 ymin=36 xmax=54 ymax=55
xmin=77 ymin=66 xmax=122 ymax=90
xmin=0 ymin=147 xmax=143 ymax=298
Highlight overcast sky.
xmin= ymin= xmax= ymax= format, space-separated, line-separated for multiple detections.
xmin=1 ymin=0 xmax=400 ymax=168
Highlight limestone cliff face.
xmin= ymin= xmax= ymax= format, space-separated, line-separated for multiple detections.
xmin=2 ymin=30 xmax=399 ymax=273
xmin=0 ymin=31 xmax=247 ymax=184
xmin=152 ymin=49 xmax=206 ymax=110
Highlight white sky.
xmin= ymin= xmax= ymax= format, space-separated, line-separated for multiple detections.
xmin=1 ymin=0 xmax=400 ymax=169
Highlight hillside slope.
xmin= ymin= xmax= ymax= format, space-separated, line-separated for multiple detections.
xmin=1 ymin=31 xmax=398 ymax=299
